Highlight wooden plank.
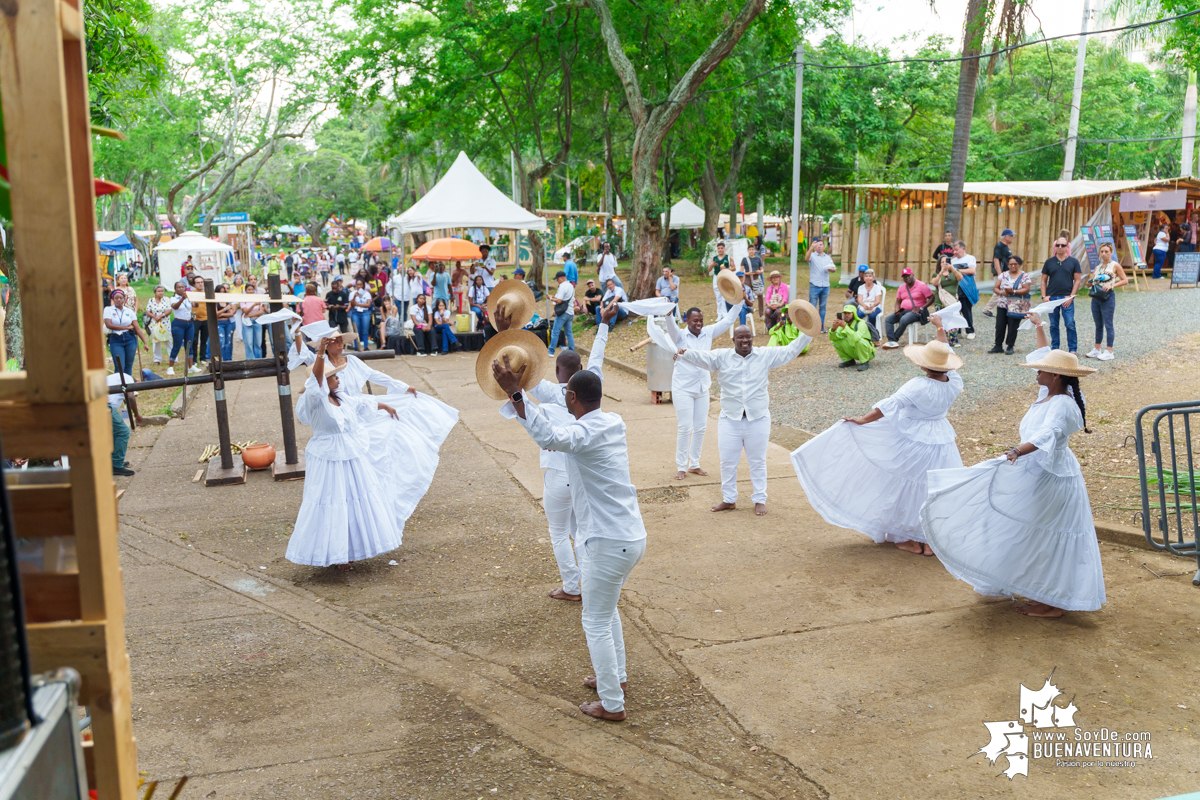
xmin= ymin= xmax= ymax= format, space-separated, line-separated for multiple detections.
xmin=206 ymin=455 xmax=247 ymax=486
xmin=26 ymin=620 xmax=110 ymax=702
xmin=0 ymin=372 xmax=28 ymax=400
xmin=185 ymin=292 xmax=301 ymax=304
xmin=0 ymin=400 xmax=92 ymax=458
xmin=10 ymin=484 xmax=73 ymax=537
xmin=58 ymin=0 xmax=82 ymax=41
xmin=23 ymin=572 xmax=81 ymax=623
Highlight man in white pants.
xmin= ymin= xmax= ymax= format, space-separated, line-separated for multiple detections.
xmin=495 ymin=363 xmax=645 ymax=722
xmin=676 ymin=325 xmax=811 ymax=516
xmin=522 ymin=302 xmax=616 ymax=601
xmin=663 ymin=300 xmax=743 ymax=481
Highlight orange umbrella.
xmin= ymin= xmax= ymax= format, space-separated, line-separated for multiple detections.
xmin=410 ymin=237 xmax=483 ymax=262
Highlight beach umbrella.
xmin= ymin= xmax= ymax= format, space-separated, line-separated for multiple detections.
xmin=409 ymin=237 xmax=482 ymax=261
xmin=361 ymin=236 xmax=394 ymax=252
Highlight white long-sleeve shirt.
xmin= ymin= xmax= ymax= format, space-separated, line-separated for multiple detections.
xmin=678 ymin=335 xmax=811 ymax=421
xmin=525 ymin=323 xmax=610 ymax=470
xmin=664 ymin=301 xmax=743 ymax=395
xmin=597 ymin=253 xmax=619 ymax=285
xmin=513 ymin=403 xmax=646 ymax=543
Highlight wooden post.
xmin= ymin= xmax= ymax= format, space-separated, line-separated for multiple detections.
xmin=267 ymin=274 xmax=304 ymax=481
xmin=202 ymin=279 xmax=244 ymax=486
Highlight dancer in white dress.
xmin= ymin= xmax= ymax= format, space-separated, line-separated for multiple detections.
xmin=922 ymin=312 xmax=1104 ymax=617
xmin=791 ymin=315 xmax=964 ymax=556
xmin=286 ymin=352 xmax=405 ymax=569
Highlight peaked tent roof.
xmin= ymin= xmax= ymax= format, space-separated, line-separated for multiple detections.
xmin=823 ymin=177 xmax=1198 ymax=204
xmin=663 ymin=198 xmax=705 ymax=229
xmin=95 ymin=231 xmax=138 ymax=251
xmin=153 ymin=231 xmax=235 ymax=252
xmin=387 ymin=152 xmax=547 ymax=234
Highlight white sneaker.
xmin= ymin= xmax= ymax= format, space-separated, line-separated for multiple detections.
xmin=1098 ymin=351 xmax=1114 ymax=361
xmin=166 ymin=367 xmax=175 ymax=375
xmin=1084 ymin=348 xmax=1101 ymax=358
xmin=966 ymin=332 xmax=976 ymax=340
xmin=189 ymin=364 xmax=202 ymax=373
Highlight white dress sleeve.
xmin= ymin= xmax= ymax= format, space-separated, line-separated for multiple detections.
xmin=874 ymin=377 xmax=922 ymax=418
xmin=288 ymin=343 xmax=317 ymax=371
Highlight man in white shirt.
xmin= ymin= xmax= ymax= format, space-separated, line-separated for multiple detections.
xmin=495 ymin=360 xmax=645 ymax=722
xmin=597 ymin=242 xmax=621 ymax=288
xmin=662 ymin=300 xmax=743 ymax=480
xmin=549 ymin=271 xmax=576 ymax=356
xmin=474 ymin=244 xmax=498 ymax=289
xmin=677 ymin=326 xmax=812 ymax=515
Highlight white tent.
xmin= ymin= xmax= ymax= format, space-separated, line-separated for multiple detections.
xmin=663 ymin=198 xmax=705 ymax=230
xmin=387 ymin=152 xmax=547 ymax=235
xmin=155 ymin=231 xmax=234 ymax=288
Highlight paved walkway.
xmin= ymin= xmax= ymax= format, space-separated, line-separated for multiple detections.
xmin=116 ymin=348 xmax=1198 ymax=799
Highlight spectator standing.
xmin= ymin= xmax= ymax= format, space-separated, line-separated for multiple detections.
xmin=451 ymin=261 xmax=470 ymax=312
xmin=474 ymin=244 xmax=498 ymax=289
xmin=597 ymin=242 xmax=621 ymax=288
xmin=882 ymin=268 xmax=933 ymax=348
xmin=300 ymin=283 xmax=327 ymax=325
xmin=806 ymin=237 xmax=836 ymax=332
xmin=168 ymin=281 xmax=197 ymax=374
xmin=107 ymin=368 xmax=138 ymax=477
xmin=1179 ymin=211 xmax=1198 ymax=254
xmin=1041 ymin=235 xmax=1083 ymax=353
xmin=655 ymin=266 xmax=679 ymax=310
xmin=763 ymin=271 xmax=789 ymax=329
xmin=563 ymin=252 xmax=579 ymax=285
xmin=599 ymin=278 xmax=629 ymax=327
xmin=240 ymin=286 xmax=267 ymax=360
xmin=987 ymin=255 xmax=1031 ymax=355
xmin=190 ymin=276 xmax=210 ymax=366
xmin=429 ymin=262 xmax=451 ymax=308
xmin=144 ymin=285 xmax=172 ymax=364
xmin=335 ymin=249 xmax=346 ymax=275
xmin=1151 ymin=223 xmax=1170 ymax=279
xmin=949 ymin=240 xmax=978 ymax=339
xmin=549 ymin=271 xmax=576 ymax=355
xmin=349 ymin=278 xmax=373 ymax=351
xmin=931 ymin=230 xmax=954 ymax=266
xmin=982 ymin=229 xmax=1015 ymax=318
xmin=325 ymin=277 xmax=350 ymax=333
xmin=103 ymin=289 xmax=145 ymax=375
xmin=1084 ymin=242 xmax=1129 ymax=361
xmin=284 ymin=251 xmax=295 ymax=281
xmin=214 ymin=287 xmax=236 ymax=361
xmin=741 ymin=243 xmax=766 ymax=318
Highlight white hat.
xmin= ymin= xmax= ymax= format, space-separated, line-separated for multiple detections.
xmin=300 ymin=320 xmax=355 ymax=344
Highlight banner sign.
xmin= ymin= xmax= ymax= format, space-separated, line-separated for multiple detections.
xmin=1123 ymin=224 xmax=1146 ymax=268
xmin=1118 ymin=190 xmax=1187 ymax=213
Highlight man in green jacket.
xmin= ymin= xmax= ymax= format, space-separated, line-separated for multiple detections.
xmin=829 ymin=303 xmax=875 ymax=372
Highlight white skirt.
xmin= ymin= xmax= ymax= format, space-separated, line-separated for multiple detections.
xmin=791 ymin=419 xmax=962 ymax=544
xmin=921 ymin=457 xmax=1106 ymax=611
xmin=286 ymin=452 xmax=404 ymax=567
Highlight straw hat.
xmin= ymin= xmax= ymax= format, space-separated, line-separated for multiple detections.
xmin=476 ymin=330 xmax=550 ymax=400
xmin=903 ymin=340 xmax=963 ymax=372
xmin=1021 ymin=349 xmax=1096 ymax=377
xmin=714 ymin=269 xmax=744 ymax=304
xmin=300 ymin=320 xmax=357 ymax=345
xmin=487 ymin=279 xmax=537 ymax=331
xmin=786 ymin=298 xmax=822 ymax=337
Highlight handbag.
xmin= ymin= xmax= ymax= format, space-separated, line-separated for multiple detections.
xmin=553 ymin=299 xmax=569 ymax=316
xmin=1004 ymin=273 xmax=1031 ymax=317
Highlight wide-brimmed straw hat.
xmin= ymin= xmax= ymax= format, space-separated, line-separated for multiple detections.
xmin=487 ymin=279 xmax=537 ymax=331
xmin=300 ymin=320 xmax=358 ymax=345
xmin=786 ymin=298 xmax=822 ymax=337
xmin=714 ymin=269 xmax=744 ymax=304
xmin=476 ymin=330 xmax=550 ymax=400
xmin=1021 ymin=349 xmax=1096 ymax=377
xmin=904 ymin=340 xmax=963 ymax=372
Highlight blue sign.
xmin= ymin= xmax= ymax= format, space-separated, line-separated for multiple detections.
xmin=202 ymin=212 xmax=250 ymax=224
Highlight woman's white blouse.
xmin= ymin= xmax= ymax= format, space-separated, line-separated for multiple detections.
xmin=1022 ymin=346 xmax=1085 ymax=477
xmin=103 ymin=305 xmax=135 ymax=328
xmin=873 ymin=371 xmax=963 ymax=444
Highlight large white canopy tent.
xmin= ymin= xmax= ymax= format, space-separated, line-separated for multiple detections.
xmin=662 ymin=198 xmax=705 ymax=230
xmin=155 ymin=231 xmax=235 ymax=288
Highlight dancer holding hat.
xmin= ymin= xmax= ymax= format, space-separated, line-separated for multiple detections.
xmin=286 ymin=343 xmax=406 ymax=569
xmin=492 ymin=355 xmax=646 ymax=722
xmin=674 ymin=299 xmax=820 ymax=516
xmin=792 ymin=314 xmax=962 ymax=555
xmin=922 ymin=312 xmax=1103 ymax=617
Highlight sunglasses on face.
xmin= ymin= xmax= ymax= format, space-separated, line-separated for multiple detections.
xmin=1056 ymin=243 xmax=1069 ymax=248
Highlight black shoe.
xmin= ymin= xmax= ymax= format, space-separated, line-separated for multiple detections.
xmin=839 ymin=359 xmax=856 ymax=368
xmin=987 ymin=347 xmax=1004 ymax=354
xmin=113 ymin=467 xmax=135 ymax=477
xmin=1005 ymin=347 xmax=1014 ymax=355
xmin=982 ymin=310 xmax=994 ymax=318
xmin=856 ymin=361 xmax=870 ymax=371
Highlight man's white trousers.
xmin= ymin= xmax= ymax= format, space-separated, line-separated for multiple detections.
xmin=674 ymin=390 xmax=708 ymax=470
xmin=718 ymin=412 xmax=770 ymax=505
xmin=579 ymin=536 xmax=645 ymax=713
xmin=542 ymin=468 xmax=580 ymax=595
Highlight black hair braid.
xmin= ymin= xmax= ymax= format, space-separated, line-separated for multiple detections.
xmin=1062 ymin=376 xmax=1090 ymax=433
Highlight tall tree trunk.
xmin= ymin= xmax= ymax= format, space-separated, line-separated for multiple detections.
xmin=700 ymin=130 xmax=753 ymax=244
xmin=2 ymin=230 xmax=22 ymax=366
xmin=944 ymin=0 xmax=990 ymax=238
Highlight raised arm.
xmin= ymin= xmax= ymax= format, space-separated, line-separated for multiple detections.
xmin=662 ymin=313 xmax=685 ymax=348
xmin=705 ymin=300 xmax=744 ymax=339
xmin=761 ymin=333 xmax=813 ymax=369
xmin=676 ymin=347 xmax=721 ymax=371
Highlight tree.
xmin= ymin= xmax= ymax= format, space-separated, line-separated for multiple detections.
xmin=84 ymin=0 xmax=164 ymax=125
xmin=944 ymin=0 xmax=994 ymax=239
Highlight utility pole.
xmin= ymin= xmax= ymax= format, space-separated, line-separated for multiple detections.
xmin=565 ymin=166 xmax=572 ymax=213
xmin=1182 ymin=70 xmax=1197 ymax=178
xmin=511 ymin=150 xmax=520 ymax=204
xmin=788 ymin=43 xmax=804 ymax=293
xmin=1060 ymin=0 xmax=1091 ymax=181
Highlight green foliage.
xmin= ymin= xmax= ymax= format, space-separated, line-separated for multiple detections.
xmin=84 ymin=0 xmax=165 ymax=125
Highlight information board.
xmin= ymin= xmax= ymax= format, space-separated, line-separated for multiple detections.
xmin=1171 ymin=251 xmax=1200 ymax=286
xmin=1081 ymin=227 xmax=1100 ymax=270
xmin=1123 ymin=224 xmax=1146 ymax=268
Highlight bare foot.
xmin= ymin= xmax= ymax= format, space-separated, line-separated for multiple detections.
xmin=548 ymin=587 xmax=581 ymax=602
xmin=578 ymin=701 xmax=626 ymax=721
xmin=711 ymin=501 xmax=736 ymax=513
xmin=688 ymin=468 xmax=709 ymax=477
xmin=335 ymin=563 xmax=354 ymax=571
xmin=674 ymin=470 xmax=687 ymax=481
xmin=1016 ymin=601 xmax=1065 ymax=618
xmin=894 ymin=541 xmax=923 ymax=554
xmin=583 ymin=676 xmax=628 ymax=690
xmin=754 ymin=503 xmax=767 ymax=516
xmin=921 ymin=543 xmax=935 ymax=557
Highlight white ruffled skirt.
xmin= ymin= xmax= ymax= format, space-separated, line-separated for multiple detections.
xmin=921 ymin=457 xmax=1106 ymax=611
xmin=791 ymin=419 xmax=962 ymax=544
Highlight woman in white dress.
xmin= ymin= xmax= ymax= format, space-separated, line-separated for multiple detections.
xmin=922 ymin=312 xmax=1104 ymax=617
xmin=287 ymin=345 xmax=405 ymax=569
xmin=791 ymin=315 xmax=963 ymax=556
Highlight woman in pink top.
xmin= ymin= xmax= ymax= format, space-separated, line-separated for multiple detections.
xmin=763 ymin=270 xmax=790 ymax=329
xmin=299 ymin=283 xmax=327 ymax=325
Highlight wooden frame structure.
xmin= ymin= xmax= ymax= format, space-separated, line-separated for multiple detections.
xmin=829 ymin=178 xmax=1200 ymax=286
xmin=0 ymin=0 xmax=138 ymax=796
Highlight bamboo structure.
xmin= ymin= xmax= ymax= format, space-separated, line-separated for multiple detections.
xmin=0 ymin=0 xmax=138 ymax=794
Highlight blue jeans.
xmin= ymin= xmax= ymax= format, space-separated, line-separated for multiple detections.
xmin=169 ymin=319 xmax=194 ymax=362
xmin=1047 ymin=296 xmax=1077 ymax=353
xmin=108 ymin=332 xmax=137 ymax=374
xmin=808 ymin=285 xmax=829 ymax=327
xmin=471 ymin=305 xmax=486 ymax=329
xmin=110 ymin=405 xmax=129 ymax=470
xmin=1091 ymin=293 xmax=1116 ymax=347
xmin=595 ymin=306 xmax=627 ymax=327
xmin=218 ymin=319 xmax=235 ymax=361
xmin=350 ymin=309 xmax=371 ymax=350
xmin=434 ymin=323 xmax=459 ymax=352
xmin=1152 ymin=249 xmax=1167 ymax=278
xmin=242 ymin=320 xmax=263 ymax=359
xmin=549 ymin=313 xmax=575 ymax=353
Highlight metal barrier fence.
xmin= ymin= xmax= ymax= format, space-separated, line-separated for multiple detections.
xmin=1134 ymin=400 xmax=1200 ymax=586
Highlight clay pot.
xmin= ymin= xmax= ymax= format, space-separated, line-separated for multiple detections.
xmin=240 ymin=443 xmax=276 ymax=470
